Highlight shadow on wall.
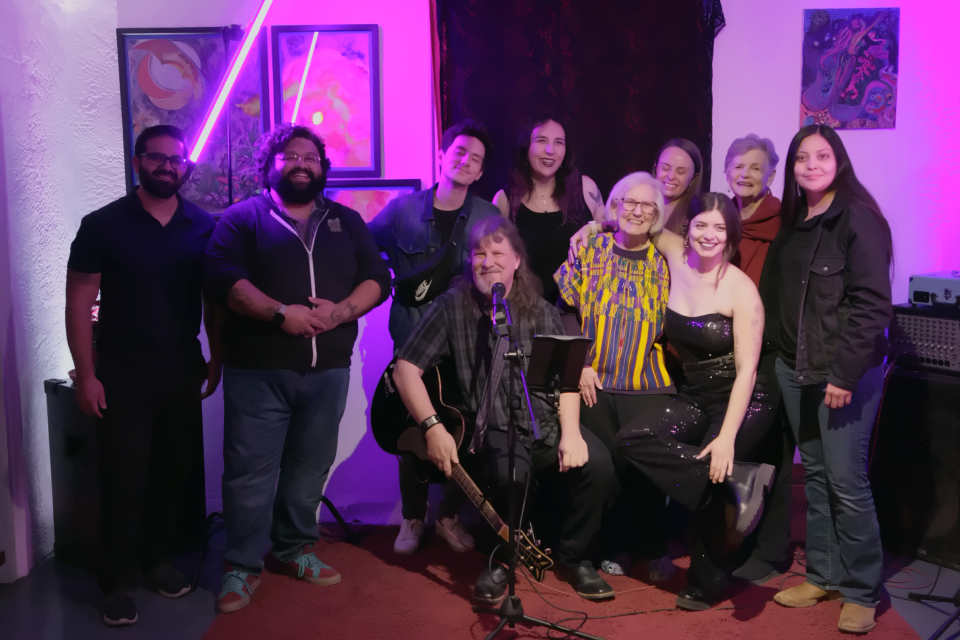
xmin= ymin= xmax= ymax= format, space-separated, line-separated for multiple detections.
xmin=320 ymin=300 xmax=403 ymax=524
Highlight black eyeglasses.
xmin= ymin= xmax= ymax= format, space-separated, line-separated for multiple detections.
xmin=138 ymin=152 xmax=187 ymax=170
xmin=617 ymin=199 xmax=658 ymax=216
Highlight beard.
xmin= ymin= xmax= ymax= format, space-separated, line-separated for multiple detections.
xmin=138 ymin=166 xmax=186 ymax=199
xmin=269 ymin=165 xmax=326 ymax=205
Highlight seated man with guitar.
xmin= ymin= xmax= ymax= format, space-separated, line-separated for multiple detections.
xmin=391 ymin=216 xmax=616 ymax=603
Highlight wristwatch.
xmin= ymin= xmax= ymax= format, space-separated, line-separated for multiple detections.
xmin=420 ymin=414 xmax=442 ymax=436
xmin=273 ymin=304 xmax=288 ymax=325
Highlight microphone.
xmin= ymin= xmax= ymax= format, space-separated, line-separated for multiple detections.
xmin=491 ymin=282 xmax=511 ymax=333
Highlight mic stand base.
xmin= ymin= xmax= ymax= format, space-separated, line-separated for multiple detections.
xmin=473 ymin=596 xmax=605 ymax=640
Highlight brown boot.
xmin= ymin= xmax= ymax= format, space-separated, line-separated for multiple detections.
xmin=838 ymin=603 xmax=876 ymax=634
xmin=773 ymin=581 xmax=841 ymax=608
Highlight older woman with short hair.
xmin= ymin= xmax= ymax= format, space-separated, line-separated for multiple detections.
xmin=555 ymin=171 xmax=676 ymax=582
xmin=724 ymin=134 xmax=782 ymax=286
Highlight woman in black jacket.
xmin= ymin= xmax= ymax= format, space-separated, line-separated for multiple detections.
xmin=761 ymin=125 xmax=892 ymax=634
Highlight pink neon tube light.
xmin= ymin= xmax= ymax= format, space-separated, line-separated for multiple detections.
xmin=291 ymin=32 xmax=320 ymax=123
xmin=189 ymin=0 xmax=275 ymax=162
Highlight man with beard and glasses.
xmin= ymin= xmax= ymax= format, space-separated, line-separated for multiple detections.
xmin=205 ymin=123 xmax=391 ymax=614
xmin=65 ymin=125 xmax=221 ymax=627
xmin=368 ymin=120 xmax=499 ymax=558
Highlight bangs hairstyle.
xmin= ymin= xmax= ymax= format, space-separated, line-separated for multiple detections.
xmin=606 ymin=171 xmax=666 ymax=235
xmin=505 ymin=116 xmax=587 ymax=226
xmin=441 ymin=119 xmax=493 ymax=169
xmin=135 ymin=124 xmax=188 ymax=157
xmin=456 ymin=216 xmax=543 ymax=320
xmin=255 ymin=123 xmax=331 ymax=189
xmin=654 ymin=138 xmax=703 ymax=235
xmin=723 ymin=134 xmax=779 ymax=179
xmin=684 ymin=193 xmax=742 ymax=264
xmin=781 ymin=124 xmax=893 ymax=268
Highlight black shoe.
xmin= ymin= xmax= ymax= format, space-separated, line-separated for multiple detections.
xmin=724 ymin=462 xmax=775 ymax=536
xmin=473 ymin=565 xmax=508 ymax=604
xmin=675 ymin=585 xmax=716 ymax=611
xmin=561 ymin=564 xmax=615 ymax=601
xmin=102 ymin=592 xmax=138 ymax=627
xmin=147 ymin=564 xmax=191 ymax=598
xmin=731 ymin=557 xmax=786 ymax=585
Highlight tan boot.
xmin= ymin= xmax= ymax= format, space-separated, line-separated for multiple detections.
xmin=773 ymin=581 xmax=841 ymax=608
xmin=838 ymin=603 xmax=876 ymax=634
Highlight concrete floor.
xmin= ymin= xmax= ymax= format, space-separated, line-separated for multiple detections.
xmin=1 ymin=534 xmax=957 ymax=640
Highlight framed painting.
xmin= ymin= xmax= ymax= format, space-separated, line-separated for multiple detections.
xmin=800 ymin=9 xmax=900 ymax=130
xmin=272 ymin=25 xmax=382 ymax=177
xmin=324 ymin=179 xmax=421 ymax=223
xmin=118 ymin=27 xmax=270 ymax=212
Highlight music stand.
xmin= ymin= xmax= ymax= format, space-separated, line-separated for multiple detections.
xmin=472 ymin=333 xmax=603 ymax=640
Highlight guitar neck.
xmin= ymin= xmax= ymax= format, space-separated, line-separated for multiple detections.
xmin=450 ymin=464 xmax=509 ymax=541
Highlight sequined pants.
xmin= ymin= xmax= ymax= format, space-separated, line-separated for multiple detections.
xmin=614 ymin=367 xmax=776 ymax=513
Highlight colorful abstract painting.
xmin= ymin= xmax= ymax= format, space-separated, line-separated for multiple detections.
xmin=324 ymin=180 xmax=420 ymax=223
xmin=800 ymin=9 xmax=899 ymax=130
xmin=118 ymin=28 xmax=270 ymax=212
xmin=273 ymin=25 xmax=381 ymax=177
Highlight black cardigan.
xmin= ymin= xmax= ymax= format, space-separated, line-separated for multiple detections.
xmin=205 ymin=194 xmax=390 ymax=371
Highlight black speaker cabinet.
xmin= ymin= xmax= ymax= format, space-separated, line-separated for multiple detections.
xmin=45 ymin=378 xmax=100 ymax=571
xmin=870 ymin=366 xmax=960 ymax=569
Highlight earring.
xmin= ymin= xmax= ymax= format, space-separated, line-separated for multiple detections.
xmin=683 ymin=235 xmax=690 ymax=249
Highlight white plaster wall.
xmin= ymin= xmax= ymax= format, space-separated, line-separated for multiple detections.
xmin=712 ymin=1 xmax=960 ymax=302
xmin=0 ymin=0 xmax=125 ymax=581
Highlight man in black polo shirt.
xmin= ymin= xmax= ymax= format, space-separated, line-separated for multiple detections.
xmin=205 ymin=124 xmax=390 ymax=614
xmin=66 ymin=125 xmax=220 ymax=626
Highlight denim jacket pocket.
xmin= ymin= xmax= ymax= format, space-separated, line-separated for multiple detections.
xmin=396 ymin=229 xmax=428 ymax=257
xmin=810 ymin=256 xmax=845 ymax=305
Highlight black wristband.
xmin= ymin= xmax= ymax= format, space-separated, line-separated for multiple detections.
xmin=420 ymin=414 xmax=442 ymax=435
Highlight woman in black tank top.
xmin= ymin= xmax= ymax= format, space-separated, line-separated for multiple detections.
xmin=493 ymin=117 xmax=606 ymax=303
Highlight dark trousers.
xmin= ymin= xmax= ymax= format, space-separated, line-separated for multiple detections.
xmin=738 ymin=351 xmax=794 ymax=569
xmin=464 ymin=428 xmax=614 ymax=568
xmin=580 ymin=392 xmax=673 ymax=559
xmin=398 ymin=452 xmax=467 ymax=521
xmin=95 ymin=366 xmax=205 ymax=594
xmin=221 ymin=366 xmax=349 ymax=571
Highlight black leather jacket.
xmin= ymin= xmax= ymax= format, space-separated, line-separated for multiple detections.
xmin=758 ymin=198 xmax=892 ymax=391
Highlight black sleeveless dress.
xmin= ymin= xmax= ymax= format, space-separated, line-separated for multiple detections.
xmin=615 ymin=309 xmax=776 ymax=512
xmin=515 ymin=197 xmax=588 ymax=303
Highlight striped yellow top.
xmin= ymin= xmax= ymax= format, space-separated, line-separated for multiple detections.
xmin=554 ymin=234 xmax=672 ymax=391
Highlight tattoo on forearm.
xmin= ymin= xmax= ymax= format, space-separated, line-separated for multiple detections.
xmin=331 ymin=300 xmax=358 ymax=323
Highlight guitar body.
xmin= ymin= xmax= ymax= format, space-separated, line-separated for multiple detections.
xmin=370 ymin=359 xmax=554 ymax=582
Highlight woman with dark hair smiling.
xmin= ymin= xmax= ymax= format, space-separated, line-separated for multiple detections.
xmin=654 ymin=138 xmax=704 ymax=235
xmin=494 ymin=117 xmax=606 ymax=303
xmin=764 ymin=125 xmax=892 ymax=635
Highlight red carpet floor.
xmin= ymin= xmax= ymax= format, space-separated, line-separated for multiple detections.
xmin=203 ymin=527 xmax=919 ymax=640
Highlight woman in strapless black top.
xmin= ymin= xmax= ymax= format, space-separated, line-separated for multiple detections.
xmin=494 ymin=117 xmax=606 ymax=303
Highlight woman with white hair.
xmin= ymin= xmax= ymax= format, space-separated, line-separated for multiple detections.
xmin=554 ymin=171 xmax=676 ymax=583
xmin=724 ymin=134 xmax=782 ymax=286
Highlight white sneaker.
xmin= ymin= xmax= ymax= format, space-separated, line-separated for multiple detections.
xmin=436 ymin=515 xmax=475 ymax=553
xmin=393 ymin=518 xmax=425 ymax=555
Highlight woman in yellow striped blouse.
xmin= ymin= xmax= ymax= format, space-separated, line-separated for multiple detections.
xmin=554 ymin=171 xmax=676 ymax=582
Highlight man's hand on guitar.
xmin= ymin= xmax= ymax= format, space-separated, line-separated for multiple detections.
xmin=558 ymin=431 xmax=589 ymax=472
xmin=425 ymin=424 xmax=459 ymax=478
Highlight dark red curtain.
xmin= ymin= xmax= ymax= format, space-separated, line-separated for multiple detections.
xmin=437 ymin=0 xmax=725 ymax=199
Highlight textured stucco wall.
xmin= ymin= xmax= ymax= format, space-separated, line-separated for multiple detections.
xmin=0 ymin=0 xmax=125 ymax=580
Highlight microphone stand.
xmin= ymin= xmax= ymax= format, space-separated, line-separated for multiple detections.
xmin=472 ymin=293 xmax=603 ymax=640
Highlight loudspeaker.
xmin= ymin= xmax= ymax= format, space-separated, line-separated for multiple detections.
xmin=870 ymin=366 xmax=960 ymax=569
xmin=45 ymin=379 xmax=100 ymax=571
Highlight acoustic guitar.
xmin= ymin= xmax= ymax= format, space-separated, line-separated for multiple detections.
xmin=371 ymin=360 xmax=554 ymax=582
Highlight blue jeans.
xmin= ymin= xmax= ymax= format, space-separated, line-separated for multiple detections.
xmin=221 ymin=366 xmax=349 ymax=571
xmin=775 ymin=358 xmax=884 ymax=607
